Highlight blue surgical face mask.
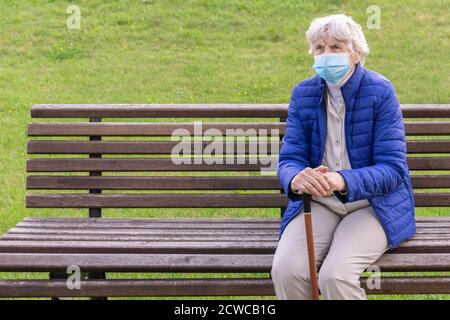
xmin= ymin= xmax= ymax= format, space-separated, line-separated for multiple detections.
xmin=312 ymin=53 xmax=350 ymax=85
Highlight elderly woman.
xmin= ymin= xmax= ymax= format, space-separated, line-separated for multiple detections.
xmin=271 ymin=14 xmax=415 ymax=300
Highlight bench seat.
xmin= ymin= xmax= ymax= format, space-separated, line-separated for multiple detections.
xmin=0 ymin=217 xmax=449 ymax=297
xmin=2 ymin=217 xmax=450 ymax=254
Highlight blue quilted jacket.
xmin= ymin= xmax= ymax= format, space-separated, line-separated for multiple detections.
xmin=278 ymin=63 xmax=416 ymax=248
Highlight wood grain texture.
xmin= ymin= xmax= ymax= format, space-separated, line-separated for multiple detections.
xmin=26 ymin=175 xmax=450 ymax=190
xmin=24 ymin=193 xmax=450 ymax=208
xmin=25 ymin=194 xmax=287 ymax=208
xmin=27 ymin=140 xmax=281 ymax=154
xmin=26 ymin=158 xmax=278 ymax=172
xmin=0 ymin=238 xmax=449 ymax=254
xmin=0 ymin=252 xmax=448 ymax=272
xmin=2 ymin=276 xmax=450 ymax=297
xmin=26 ymin=176 xmax=282 ymax=190
xmin=27 ymin=122 xmax=450 ymax=137
xmin=25 ymin=157 xmax=450 ymax=172
xmin=28 ymin=122 xmax=285 ymax=136
xmin=30 ymin=104 xmax=450 ymax=118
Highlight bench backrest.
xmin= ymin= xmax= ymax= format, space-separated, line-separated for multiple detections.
xmin=26 ymin=104 xmax=450 ymax=217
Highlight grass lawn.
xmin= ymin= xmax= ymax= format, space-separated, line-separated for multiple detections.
xmin=0 ymin=0 xmax=449 ymax=299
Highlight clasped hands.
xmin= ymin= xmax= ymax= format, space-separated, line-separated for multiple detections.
xmin=290 ymin=165 xmax=347 ymax=197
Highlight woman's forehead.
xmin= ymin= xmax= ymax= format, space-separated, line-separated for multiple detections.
xmin=314 ymin=36 xmax=344 ymax=46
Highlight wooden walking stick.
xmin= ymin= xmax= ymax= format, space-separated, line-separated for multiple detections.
xmin=302 ymin=193 xmax=320 ymax=300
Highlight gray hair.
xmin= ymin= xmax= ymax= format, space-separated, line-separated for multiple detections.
xmin=306 ymin=14 xmax=369 ymax=65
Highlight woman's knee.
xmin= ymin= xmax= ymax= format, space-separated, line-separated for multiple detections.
xmin=318 ymin=266 xmax=341 ymax=291
xmin=271 ymin=256 xmax=309 ymax=286
xmin=318 ymin=261 xmax=357 ymax=292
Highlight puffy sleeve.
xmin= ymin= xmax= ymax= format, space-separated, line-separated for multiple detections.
xmin=335 ymin=83 xmax=408 ymax=203
xmin=278 ymin=91 xmax=311 ymax=201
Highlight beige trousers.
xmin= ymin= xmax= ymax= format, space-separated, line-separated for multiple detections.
xmin=271 ymin=201 xmax=389 ymax=300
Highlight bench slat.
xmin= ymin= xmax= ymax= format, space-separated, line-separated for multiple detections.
xmin=25 ymin=194 xmax=286 ymax=208
xmin=411 ymin=175 xmax=450 ymax=188
xmin=404 ymin=122 xmax=450 ymax=135
xmin=26 ymin=175 xmax=450 ymax=190
xmin=8 ymin=227 xmax=450 ymax=236
xmin=26 ymin=158 xmax=277 ymax=172
xmin=0 ymin=240 xmax=277 ymax=254
xmin=27 ymin=140 xmax=280 ymax=155
xmin=30 ymin=104 xmax=450 ymax=118
xmin=14 ymin=221 xmax=281 ymax=230
xmin=0 ymin=253 xmax=272 ymax=272
xmin=0 ymin=253 xmax=447 ymax=272
xmin=9 ymin=221 xmax=450 ymax=233
xmin=8 ymin=218 xmax=450 ymax=231
xmin=31 ymin=104 xmax=288 ymax=118
xmin=0 ymin=253 xmax=448 ymax=272
xmin=26 ymin=139 xmax=450 ymax=154
xmin=1 ymin=279 xmax=275 ymax=297
xmin=26 ymin=157 xmax=450 ymax=172
xmin=20 ymin=217 xmax=280 ymax=223
xmin=27 ymin=122 xmax=450 ymax=137
xmin=408 ymin=157 xmax=450 ymax=170
xmin=3 ymin=232 xmax=450 ymax=242
xmin=0 ymin=239 xmax=448 ymax=254
xmin=1 ymin=234 xmax=279 ymax=242
xmin=28 ymin=122 xmax=285 ymax=137
xmin=2 ymin=276 xmax=450 ymax=297
xmin=7 ymin=228 xmax=280 ymax=236
xmin=26 ymin=176 xmax=282 ymax=190
xmin=25 ymin=193 xmax=450 ymax=208
xmin=406 ymin=140 xmax=450 ymax=153
xmin=18 ymin=216 xmax=450 ymax=223
xmin=15 ymin=217 xmax=450 ymax=228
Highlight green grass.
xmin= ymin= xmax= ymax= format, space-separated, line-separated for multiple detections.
xmin=0 ymin=0 xmax=449 ymax=300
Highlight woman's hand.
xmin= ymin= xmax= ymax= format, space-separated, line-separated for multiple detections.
xmin=291 ymin=166 xmax=347 ymax=197
xmin=322 ymin=172 xmax=347 ymax=193
xmin=290 ymin=166 xmax=332 ymax=197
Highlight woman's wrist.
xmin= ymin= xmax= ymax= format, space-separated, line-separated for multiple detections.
xmin=337 ymin=173 xmax=347 ymax=193
xmin=338 ymin=185 xmax=348 ymax=195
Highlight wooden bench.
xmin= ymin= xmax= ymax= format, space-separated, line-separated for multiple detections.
xmin=0 ymin=104 xmax=449 ymax=298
